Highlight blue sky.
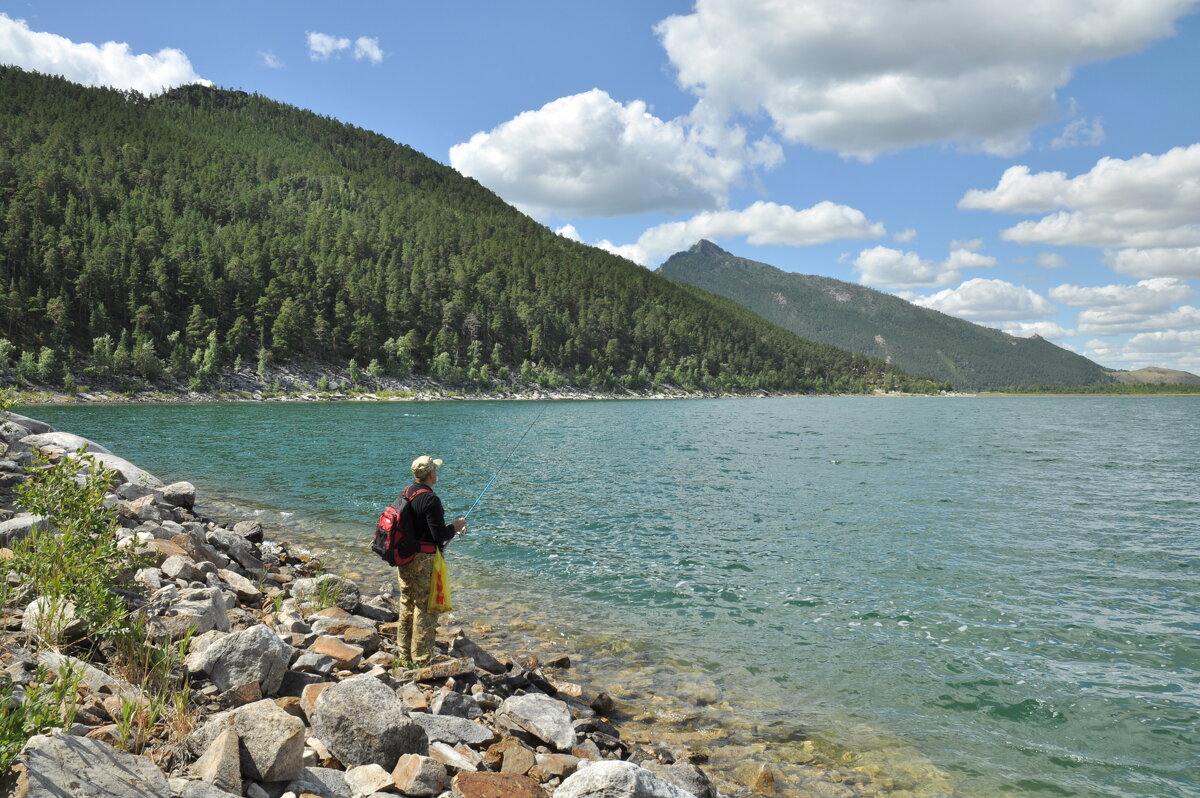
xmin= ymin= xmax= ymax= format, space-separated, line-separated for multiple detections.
xmin=3 ymin=1 xmax=1199 ymax=373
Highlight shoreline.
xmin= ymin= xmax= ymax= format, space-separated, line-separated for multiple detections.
xmin=0 ymin=409 xmax=938 ymax=798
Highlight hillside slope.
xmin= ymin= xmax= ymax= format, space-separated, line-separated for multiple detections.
xmin=658 ymin=241 xmax=1114 ymax=390
xmin=0 ymin=67 xmax=944 ymax=395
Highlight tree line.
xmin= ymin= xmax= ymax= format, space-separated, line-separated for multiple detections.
xmin=0 ymin=67 xmax=945 ymax=395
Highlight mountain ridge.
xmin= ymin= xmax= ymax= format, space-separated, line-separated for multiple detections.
xmin=658 ymin=240 xmax=1118 ymax=390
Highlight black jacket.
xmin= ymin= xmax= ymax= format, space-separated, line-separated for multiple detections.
xmin=403 ymin=482 xmax=456 ymax=551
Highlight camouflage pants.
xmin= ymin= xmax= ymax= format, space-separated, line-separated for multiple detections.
xmin=396 ymin=552 xmax=437 ymax=664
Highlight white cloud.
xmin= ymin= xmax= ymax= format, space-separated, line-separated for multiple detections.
xmin=655 ymin=0 xmax=1193 ymax=160
xmin=354 ymin=36 xmax=383 ymax=64
xmin=1051 ymin=116 xmax=1105 ymax=149
xmin=0 ymin=12 xmax=210 ymax=95
xmin=1076 ymin=305 xmax=1200 ymax=335
xmin=1049 ymin=277 xmax=1192 ymax=311
xmin=909 ymin=278 xmax=1056 ymax=322
xmin=1086 ymin=331 xmax=1200 ymax=371
xmin=306 ymin=32 xmax=350 ymax=61
xmin=1105 ymin=247 xmax=1200 ymax=278
xmin=450 ymin=89 xmax=772 ymax=218
xmin=959 ymin=144 xmax=1200 ymax=247
xmin=854 ymin=247 xmax=952 ymax=289
xmin=260 ymin=50 xmax=283 ymax=69
xmin=996 ymin=321 xmax=1076 ymax=338
xmin=1037 ymin=253 xmax=1069 ymax=269
xmin=893 ymin=228 xmax=917 ymax=243
xmin=593 ymin=200 xmax=884 ymax=266
xmin=854 ymin=245 xmax=994 ymax=289
xmin=555 ymin=224 xmax=582 ymax=242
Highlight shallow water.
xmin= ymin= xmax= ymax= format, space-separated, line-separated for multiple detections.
xmin=31 ymin=397 xmax=1200 ymax=797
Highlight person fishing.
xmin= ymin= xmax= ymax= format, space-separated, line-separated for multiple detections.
xmin=394 ymin=454 xmax=466 ymax=666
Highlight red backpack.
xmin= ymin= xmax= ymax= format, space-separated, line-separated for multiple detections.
xmin=370 ymin=486 xmax=430 ymax=566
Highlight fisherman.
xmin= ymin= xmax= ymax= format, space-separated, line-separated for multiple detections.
xmin=394 ymin=454 xmax=466 ymax=665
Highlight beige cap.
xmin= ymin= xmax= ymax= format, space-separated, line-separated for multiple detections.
xmin=411 ymin=455 xmax=444 ymax=478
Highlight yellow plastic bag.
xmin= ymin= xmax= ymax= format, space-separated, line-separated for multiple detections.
xmin=427 ymin=549 xmax=453 ymax=613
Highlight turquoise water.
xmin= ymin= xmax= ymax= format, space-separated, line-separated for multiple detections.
xmin=30 ymin=397 xmax=1200 ymax=797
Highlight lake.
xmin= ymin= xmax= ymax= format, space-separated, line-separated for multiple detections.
xmin=30 ymin=397 xmax=1200 ymax=798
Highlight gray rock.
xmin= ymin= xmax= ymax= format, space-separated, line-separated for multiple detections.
xmin=233 ymin=698 xmax=306 ymax=782
xmin=287 ymin=767 xmax=352 ymax=798
xmin=79 ymin=451 xmax=163 ymax=488
xmin=20 ymin=432 xmax=112 ymax=455
xmin=431 ymin=688 xmax=484 ymax=720
xmin=207 ymin=526 xmax=264 ymax=574
xmin=21 ymin=596 xmax=84 ymax=642
xmin=37 ymin=652 xmax=144 ymax=702
xmin=391 ymin=754 xmax=448 ymax=796
xmin=0 ymin=419 xmax=33 ymax=445
xmin=293 ymin=652 xmax=336 ymax=675
xmin=3 ymin=413 xmax=52 ymax=435
xmin=356 ymin=595 xmax=398 ymax=623
xmin=0 ymin=514 xmax=52 ymax=545
xmin=310 ymin=674 xmax=428 ymax=770
xmin=190 ymin=726 xmax=241 ymax=795
xmin=498 ymin=694 xmax=577 ymax=752
xmin=426 ymin=741 xmax=477 ymax=772
xmin=217 ymin=568 xmax=262 ymax=604
xmin=163 ymin=480 xmax=197 ymax=508
xmin=409 ymin=712 xmax=497 ymax=747
xmin=643 ymin=763 xmax=716 ymax=798
xmin=293 ymin=574 xmax=361 ymax=613
xmin=553 ymin=761 xmax=698 ymax=798
xmin=162 ymin=554 xmax=204 ymax=583
xmin=8 ymin=733 xmax=172 ymax=797
xmin=178 ymin=782 xmax=243 ymax=798
xmin=233 ymin=519 xmax=264 ymax=542
xmin=186 ymin=623 xmax=294 ymax=695
xmin=450 ymin=634 xmax=507 ymax=674
xmin=148 ymin=586 xmax=230 ymax=640
xmin=344 ymin=763 xmax=394 ymax=796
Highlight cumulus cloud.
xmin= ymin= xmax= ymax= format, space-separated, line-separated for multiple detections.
xmin=306 ymin=32 xmax=350 ymax=60
xmin=0 ymin=12 xmax=210 ymax=95
xmin=354 ymin=37 xmax=383 ymax=64
xmin=1105 ymin=247 xmax=1200 ymax=279
xmin=655 ymin=0 xmax=1193 ymax=159
xmin=854 ymin=245 xmax=994 ymax=289
xmin=1049 ymin=277 xmax=1192 ymax=312
xmin=959 ymin=144 xmax=1200 ymax=248
xmin=909 ymin=278 xmax=1056 ymax=322
xmin=1076 ymin=305 xmax=1200 ymax=335
xmin=593 ymin=201 xmax=884 ymax=266
xmin=555 ymin=224 xmax=582 ymax=242
xmin=951 ymin=239 xmax=984 ymax=252
xmin=1086 ymin=331 xmax=1200 ymax=370
xmin=450 ymin=89 xmax=774 ymax=218
xmin=893 ymin=228 xmax=917 ymax=243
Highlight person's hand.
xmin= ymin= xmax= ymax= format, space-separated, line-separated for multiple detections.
xmin=454 ymin=517 xmax=467 ymax=534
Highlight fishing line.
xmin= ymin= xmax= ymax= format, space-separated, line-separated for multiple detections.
xmin=464 ymin=403 xmax=548 ymax=520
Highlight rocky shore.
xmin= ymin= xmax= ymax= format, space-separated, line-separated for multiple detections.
xmin=0 ymin=411 xmax=937 ymax=798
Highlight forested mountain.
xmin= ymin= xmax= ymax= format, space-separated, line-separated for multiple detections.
xmin=658 ymin=241 xmax=1115 ymax=390
xmin=0 ymin=67 xmax=945 ymax=395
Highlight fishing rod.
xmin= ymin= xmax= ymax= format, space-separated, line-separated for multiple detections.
xmin=464 ymin=403 xmax=548 ymax=520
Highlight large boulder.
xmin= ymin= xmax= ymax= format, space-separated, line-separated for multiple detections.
xmin=3 ymin=413 xmax=51 ymax=437
xmin=409 ymin=712 xmax=498 ymax=747
xmin=0 ymin=514 xmax=52 ymax=546
xmin=292 ymin=573 xmax=361 ymax=613
xmin=147 ymin=586 xmax=230 ymax=641
xmin=72 ymin=451 xmax=163 ymax=489
xmin=190 ymin=726 xmax=241 ymax=795
xmin=185 ymin=623 xmax=293 ymax=694
xmin=310 ymin=674 xmax=427 ymax=770
xmin=553 ymin=761 xmax=698 ymax=798
xmin=497 ymin=694 xmax=577 ymax=752
xmin=207 ymin=527 xmax=264 ymax=574
xmin=232 ymin=699 xmax=306 ymax=782
xmin=3 ymin=733 xmax=171 ymax=797
xmin=20 ymin=432 xmax=112 ymax=455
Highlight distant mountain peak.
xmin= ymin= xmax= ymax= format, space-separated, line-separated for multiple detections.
xmin=690 ymin=239 xmax=727 ymax=256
